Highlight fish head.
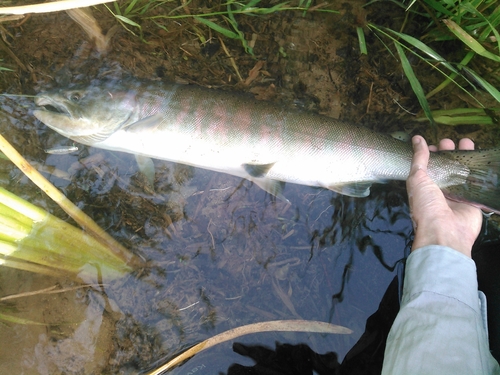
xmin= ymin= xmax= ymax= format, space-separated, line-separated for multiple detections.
xmin=34 ymin=83 xmax=137 ymax=145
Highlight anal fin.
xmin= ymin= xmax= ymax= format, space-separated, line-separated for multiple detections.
xmin=135 ymin=154 xmax=155 ymax=187
xmin=327 ymin=182 xmax=372 ymax=197
xmin=243 ymin=162 xmax=276 ymax=178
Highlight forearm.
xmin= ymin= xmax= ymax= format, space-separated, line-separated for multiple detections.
xmin=382 ymin=246 xmax=499 ymax=375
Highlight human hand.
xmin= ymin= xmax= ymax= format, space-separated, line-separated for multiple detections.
xmin=406 ymin=136 xmax=483 ymax=257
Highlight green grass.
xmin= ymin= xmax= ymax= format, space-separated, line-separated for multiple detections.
xmin=363 ymin=0 xmax=500 ymax=126
xmin=0 ymin=59 xmax=13 ymax=72
xmin=107 ymin=0 xmax=339 ymax=54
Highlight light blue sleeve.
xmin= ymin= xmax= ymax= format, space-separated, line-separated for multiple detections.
xmin=382 ymin=245 xmax=500 ymax=375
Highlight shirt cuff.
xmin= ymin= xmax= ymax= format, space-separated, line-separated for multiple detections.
xmin=403 ymin=245 xmax=479 ymax=313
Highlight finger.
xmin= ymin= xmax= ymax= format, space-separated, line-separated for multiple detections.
xmin=458 ymin=138 xmax=475 ymax=151
xmin=438 ymin=138 xmax=455 ymax=151
xmin=429 ymin=145 xmax=438 ymax=152
xmin=410 ymin=136 xmax=430 ymax=174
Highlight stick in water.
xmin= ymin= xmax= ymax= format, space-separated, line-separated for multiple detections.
xmin=145 ymin=320 xmax=352 ymax=375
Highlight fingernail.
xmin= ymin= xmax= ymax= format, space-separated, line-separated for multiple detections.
xmin=412 ymin=136 xmax=421 ymax=146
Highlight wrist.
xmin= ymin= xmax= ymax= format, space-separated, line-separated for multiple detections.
xmin=412 ymin=231 xmax=472 ymax=257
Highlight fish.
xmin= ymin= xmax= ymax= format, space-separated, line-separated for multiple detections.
xmin=33 ymin=78 xmax=500 ymax=213
xmin=45 ymin=145 xmax=79 ymax=154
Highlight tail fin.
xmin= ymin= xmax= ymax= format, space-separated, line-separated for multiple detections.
xmin=444 ymin=148 xmax=500 ymax=214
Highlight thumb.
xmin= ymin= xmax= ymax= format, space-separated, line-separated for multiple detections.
xmin=409 ymin=135 xmax=430 ymax=176
xmin=407 ymin=135 xmax=431 ymax=196
xmin=406 ymin=135 xmax=437 ymax=221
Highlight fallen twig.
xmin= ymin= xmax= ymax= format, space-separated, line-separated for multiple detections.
xmin=146 ymin=320 xmax=352 ymax=374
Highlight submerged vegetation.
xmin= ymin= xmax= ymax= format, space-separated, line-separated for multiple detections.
xmin=0 ymin=133 xmax=141 ymax=281
xmin=0 ymin=185 xmax=132 ymax=279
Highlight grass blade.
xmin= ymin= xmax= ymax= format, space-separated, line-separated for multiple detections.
xmin=431 ymin=115 xmax=495 ymax=125
xmin=240 ymin=0 xmax=262 ymax=11
xmin=443 ymin=19 xmax=500 ymax=62
xmin=422 ymin=0 xmax=455 ymax=17
xmin=225 ymin=4 xmax=253 ymax=54
xmin=0 ymin=256 xmax=65 ymax=277
xmin=460 ymin=66 xmax=500 ymax=102
xmin=357 ymin=27 xmax=367 ymax=55
xmin=394 ymin=42 xmax=435 ymax=128
xmin=114 ymin=14 xmax=141 ymax=28
xmin=0 ymin=311 xmax=46 ymax=326
xmin=385 ymin=28 xmax=458 ymax=74
xmin=194 ymin=16 xmax=239 ymax=39
xmin=124 ymin=0 xmax=142 ymax=16
xmin=460 ymin=3 xmax=500 ymax=52
xmin=426 ymin=50 xmax=475 ymax=98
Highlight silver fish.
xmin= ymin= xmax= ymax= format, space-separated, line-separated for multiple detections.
xmin=33 ymin=79 xmax=500 ymax=213
xmin=45 ymin=145 xmax=79 ymax=154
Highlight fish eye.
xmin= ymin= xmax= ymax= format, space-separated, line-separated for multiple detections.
xmin=69 ymin=92 xmax=82 ymax=102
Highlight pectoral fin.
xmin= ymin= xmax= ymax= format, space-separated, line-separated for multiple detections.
xmin=243 ymin=162 xmax=276 ymax=178
xmin=135 ymin=154 xmax=155 ymax=187
xmin=327 ymin=182 xmax=372 ymax=197
xmin=125 ymin=113 xmax=163 ymax=132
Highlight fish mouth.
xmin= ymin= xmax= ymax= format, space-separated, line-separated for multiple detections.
xmin=34 ymin=96 xmax=72 ymax=118
xmin=33 ymin=95 xmax=92 ymax=138
xmin=33 ymin=95 xmax=117 ymax=144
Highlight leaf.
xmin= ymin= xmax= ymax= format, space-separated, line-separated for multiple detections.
xmin=460 ymin=66 xmax=500 ymax=102
xmin=0 ymin=312 xmax=46 ymax=326
xmin=394 ymin=42 xmax=435 ymax=127
xmin=357 ymin=27 xmax=367 ymax=55
xmin=385 ymin=28 xmax=458 ymax=74
xmin=194 ymin=16 xmax=240 ymax=39
xmin=443 ymin=19 xmax=500 ymax=62
xmin=422 ymin=0 xmax=455 ymax=17
xmin=460 ymin=2 xmax=500 ymax=53
xmin=114 ymin=14 xmax=141 ymax=29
